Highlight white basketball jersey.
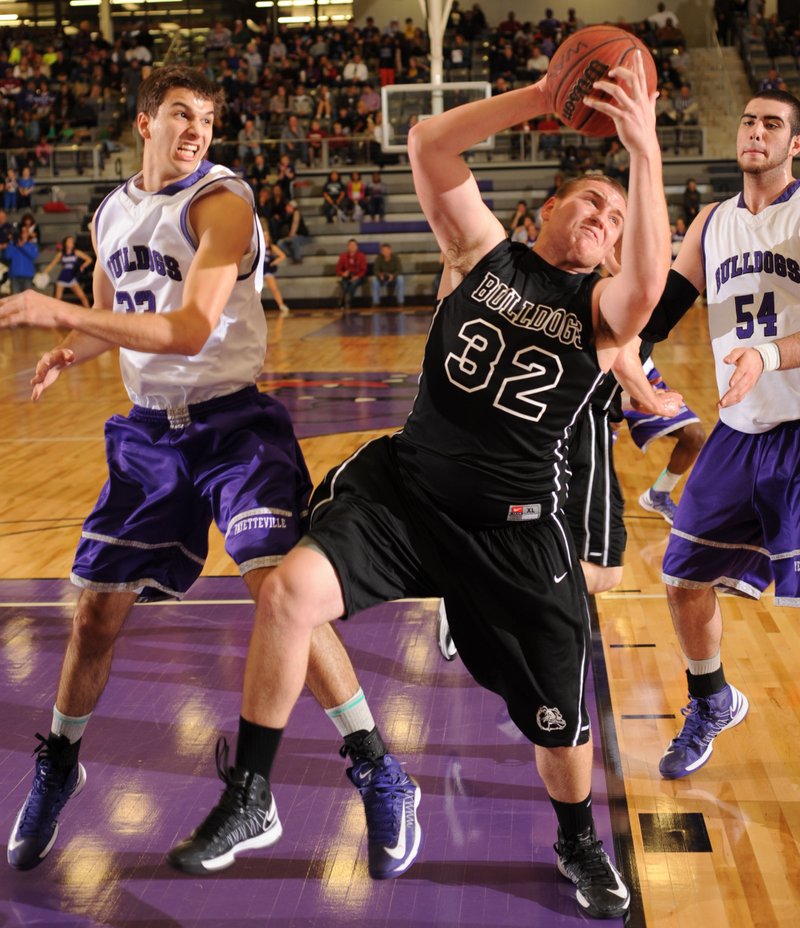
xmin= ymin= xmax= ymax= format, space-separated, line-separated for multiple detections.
xmin=93 ymin=161 xmax=266 ymax=408
xmin=702 ymin=180 xmax=800 ymax=433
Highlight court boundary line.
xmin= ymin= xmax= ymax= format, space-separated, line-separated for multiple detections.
xmin=590 ymin=595 xmax=646 ymax=928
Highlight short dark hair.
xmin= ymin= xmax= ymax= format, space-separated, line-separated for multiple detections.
xmin=750 ymin=89 xmax=800 ymax=136
xmin=137 ymin=65 xmax=224 ymax=120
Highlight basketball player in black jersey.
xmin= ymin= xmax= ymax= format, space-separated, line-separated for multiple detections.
xmin=170 ymin=54 xmax=671 ymax=919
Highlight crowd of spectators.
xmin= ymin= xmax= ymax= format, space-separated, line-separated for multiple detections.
xmin=4 ymin=5 xmax=796 ymax=303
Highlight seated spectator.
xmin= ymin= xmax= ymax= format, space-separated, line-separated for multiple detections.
xmin=359 ymin=83 xmax=381 ymax=115
xmin=322 ymin=169 xmax=350 ymax=222
xmin=243 ymin=39 xmax=263 ymax=84
xmin=256 ymin=184 xmax=273 ymax=218
xmin=511 ymin=214 xmax=538 ymax=248
xmin=269 ymin=84 xmax=289 ymax=128
xmin=266 ymin=184 xmax=289 ymax=242
xmin=280 ymin=114 xmax=308 ymax=166
xmin=205 ymin=21 xmax=232 ymax=52
xmin=446 ymin=34 xmax=472 ymax=73
xmin=336 ymin=237 xmax=367 ymax=308
xmin=314 ymin=85 xmax=333 ymax=124
xmin=268 ymin=35 xmax=288 ymax=68
xmin=248 ymin=153 xmax=271 ymax=192
xmin=371 ymin=242 xmax=405 ymax=307
xmin=559 ymin=144 xmax=581 ymax=178
xmin=674 ymin=83 xmax=699 ymax=124
xmin=366 ymin=171 xmax=388 ymax=221
xmin=309 ymin=33 xmax=329 ymax=59
xmin=278 ymin=200 xmax=311 ymax=264
xmin=655 ymin=85 xmax=678 ymax=125
xmin=682 ymin=177 xmax=701 ymax=223
xmin=535 ymin=112 xmax=562 ymax=157
xmin=4 ymin=169 xmax=18 ymax=212
xmin=317 ymin=56 xmax=339 ymax=84
xmin=671 ymin=216 xmax=687 ymax=257
xmin=16 ymin=166 xmax=34 ymax=211
xmin=346 ymin=170 xmax=367 ymax=218
xmin=231 ymin=19 xmax=252 ymax=49
xmin=403 ymin=56 xmax=429 ymax=83
xmin=276 ymin=153 xmax=296 ymax=199
xmin=508 ymin=200 xmax=528 ymax=234
xmin=237 ymin=118 xmax=262 ymax=165
xmin=603 ymin=139 xmax=630 ymax=186
xmin=307 ymin=118 xmax=327 ymax=166
xmin=656 ymin=55 xmax=682 ymax=90
xmin=526 ymin=45 xmax=550 ymax=79
xmin=758 ymin=68 xmax=783 ymax=92
xmin=328 ymin=120 xmax=352 ymax=165
xmin=343 ymin=53 xmax=368 ymax=83
xmin=289 ymin=83 xmax=314 ymax=121
xmin=491 ymin=43 xmax=519 ymax=83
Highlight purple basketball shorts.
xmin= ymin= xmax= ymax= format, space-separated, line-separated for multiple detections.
xmin=663 ymin=419 xmax=800 ymax=606
xmin=71 ymin=386 xmax=312 ymax=600
xmin=624 ymin=366 xmax=700 ymax=451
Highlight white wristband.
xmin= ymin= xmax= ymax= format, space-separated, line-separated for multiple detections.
xmin=754 ymin=342 xmax=781 ymax=372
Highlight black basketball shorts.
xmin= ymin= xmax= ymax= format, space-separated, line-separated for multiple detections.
xmin=564 ymin=406 xmax=626 ymax=567
xmin=308 ymin=435 xmax=592 ymax=748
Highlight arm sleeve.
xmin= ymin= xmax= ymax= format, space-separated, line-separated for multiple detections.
xmin=639 ymin=268 xmax=700 ymax=343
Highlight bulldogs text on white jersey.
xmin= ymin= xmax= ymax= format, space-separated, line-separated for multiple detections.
xmin=702 ymin=180 xmax=800 ymax=433
xmin=93 ymin=161 xmax=266 ymax=408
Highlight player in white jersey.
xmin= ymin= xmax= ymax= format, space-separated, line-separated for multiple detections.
xmin=0 ymin=65 xmax=419 ymax=879
xmin=638 ymin=90 xmax=800 ymax=780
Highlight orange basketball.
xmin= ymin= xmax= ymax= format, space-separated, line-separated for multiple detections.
xmin=545 ymin=25 xmax=657 ymax=137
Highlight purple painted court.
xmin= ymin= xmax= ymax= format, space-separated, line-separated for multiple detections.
xmin=1 ymin=336 xmax=638 ymax=926
xmin=0 ymin=577 xmax=635 ymax=927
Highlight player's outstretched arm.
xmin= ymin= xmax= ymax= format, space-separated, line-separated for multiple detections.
xmin=589 ymin=52 xmax=671 ymax=343
xmin=408 ymin=79 xmax=551 ymax=289
xmin=611 ymin=340 xmax=682 ymax=417
xmin=27 ymin=260 xmax=117 ymax=400
xmin=0 ymin=188 xmax=253 ymax=357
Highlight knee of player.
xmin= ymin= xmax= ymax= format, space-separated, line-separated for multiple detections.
xmin=255 ymin=561 xmax=335 ymax=634
xmin=678 ymin=422 xmax=706 ymax=455
xmin=665 ymin=581 xmax=710 ymax=611
xmin=71 ymin=601 xmax=125 ymax=650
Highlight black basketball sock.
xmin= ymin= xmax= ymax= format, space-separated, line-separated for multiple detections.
xmin=47 ymin=733 xmax=81 ymax=772
xmin=235 ymin=716 xmax=283 ymax=782
xmin=340 ymin=726 xmax=387 ymax=763
xmin=687 ymin=665 xmax=727 ymax=699
xmin=550 ymin=793 xmax=594 ymax=841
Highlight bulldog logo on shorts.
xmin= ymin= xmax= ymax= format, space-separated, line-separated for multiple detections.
xmin=536 ymin=706 xmax=567 ymax=732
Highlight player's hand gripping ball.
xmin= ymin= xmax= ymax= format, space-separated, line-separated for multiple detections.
xmin=545 ymin=25 xmax=658 ymax=137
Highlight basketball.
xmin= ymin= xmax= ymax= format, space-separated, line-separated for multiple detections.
xmin=545 ymin=25 xmax=658 ymax=137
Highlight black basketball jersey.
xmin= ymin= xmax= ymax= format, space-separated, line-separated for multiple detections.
xmin=395 ymin=239 xmax=604 ymax=524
